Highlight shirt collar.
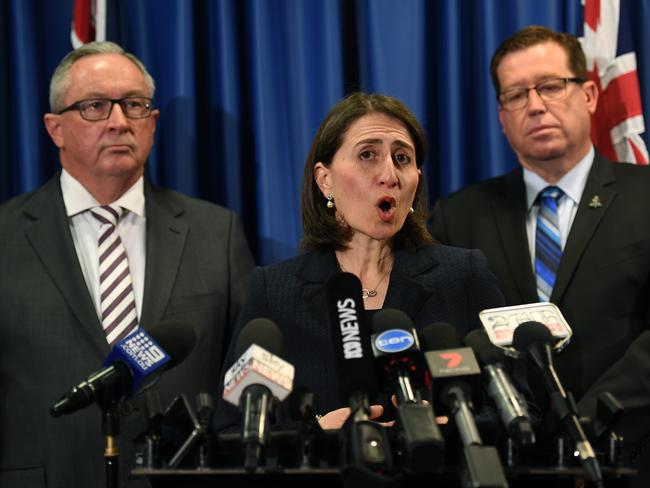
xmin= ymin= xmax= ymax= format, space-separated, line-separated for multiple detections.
xmin=60 ymin=169 xmax=145 ymax=218
xmin=523 ymin=145 xmax=594 ymax=210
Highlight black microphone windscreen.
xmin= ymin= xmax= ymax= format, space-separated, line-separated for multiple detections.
xmin=420 ymin=322 xmax=461 ymax=351
xmin=235 ymin=317 xmax=283 ymax=357
xmin=464 ymin=329 xmax=505 ymax=366
xmin=371 ymin=308 xmax=414 ymax=333
xmin=325 ymin=272 xmax=378 ymax=401
xmin=149 ymin=321 xmax=196 ymax=370
xmin=512 ymin=321 xmax=554 ymax=352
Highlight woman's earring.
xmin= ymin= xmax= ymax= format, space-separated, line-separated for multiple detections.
xmin=410 ymin=206 xmax=415 ymax=214
xmin=326 ymin=194 xmax=335 ymax=209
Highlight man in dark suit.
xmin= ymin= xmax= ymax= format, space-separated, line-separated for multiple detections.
xmin=0 ymin=42 xmax=254 ymax=487
xmin=431 ymin=26 xmax=650 ymax=486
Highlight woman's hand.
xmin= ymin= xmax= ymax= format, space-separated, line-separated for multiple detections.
xmin=317 ymin=404 xmax=386 ymax=430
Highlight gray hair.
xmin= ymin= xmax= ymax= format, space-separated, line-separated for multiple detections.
xmin=49 ymin=41 xmax=156 ymax=113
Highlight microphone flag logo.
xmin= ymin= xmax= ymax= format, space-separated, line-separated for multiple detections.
xmin=374 ymin=328 xmax=415 ymax=353
xmin=425 ymin=347 xmax=481 ymax=378
xmin=439 ymin=352 xmax=463 ymax=368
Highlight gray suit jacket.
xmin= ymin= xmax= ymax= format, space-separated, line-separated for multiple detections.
xmin=431 ymin=153 xmax=650 ymax=481
xmin=0 ymin=174 xmax=254 ymax=487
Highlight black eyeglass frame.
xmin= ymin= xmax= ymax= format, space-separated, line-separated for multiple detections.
xmin=498 ymin=77 xmax=586 ymax=111
xmin=56 ymin=96 xmax=155 ymax=120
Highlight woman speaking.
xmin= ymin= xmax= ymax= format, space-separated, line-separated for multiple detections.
xmin=217 ymin=92 xmax=504 ymax=430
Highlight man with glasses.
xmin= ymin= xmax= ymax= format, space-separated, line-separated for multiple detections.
xmin=0 ymin=42 xmax=254 ymax=487
xmin=432 ymin=26 xmax=650 ymax=486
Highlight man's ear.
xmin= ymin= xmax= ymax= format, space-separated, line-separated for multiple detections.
xmin=498 ymin=107 xmax=506 ymax=134
xmin=582 ymin=80 xmax=599 ymax=115
xmin=43 ymin=114 xmax=64 ymax=148
xmin=313 ymin=162 xmax=332 ymax=196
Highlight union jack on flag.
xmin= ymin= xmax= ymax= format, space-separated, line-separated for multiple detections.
xmin=71 ymin=0 xmax=106 ymax=48
xmin=580 ymin=0 xmax=648 ymax=164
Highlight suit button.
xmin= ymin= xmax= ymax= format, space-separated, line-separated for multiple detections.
xmin=120 ymin=401 xmax=134 ymax=416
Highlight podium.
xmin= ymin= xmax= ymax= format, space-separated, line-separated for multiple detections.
xmin=133 ymin=465 xmax=637 ymax=488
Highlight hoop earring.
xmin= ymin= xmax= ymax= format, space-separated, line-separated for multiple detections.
xmin=326 ymin=194 xmax=335 ymax=209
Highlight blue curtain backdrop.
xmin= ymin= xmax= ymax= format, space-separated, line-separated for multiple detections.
xmin=1 ymin=0 xmax=648 ymax=264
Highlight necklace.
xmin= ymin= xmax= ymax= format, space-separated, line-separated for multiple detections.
xmin=339 ymin=263 xmax=392 ymax=299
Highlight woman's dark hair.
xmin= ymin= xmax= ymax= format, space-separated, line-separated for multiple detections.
xmin=301 ymin=92 xmax=433 ymax=251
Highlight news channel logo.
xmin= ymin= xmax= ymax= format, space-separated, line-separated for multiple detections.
xmin=374 ymin=329 xmax=415 ymax=353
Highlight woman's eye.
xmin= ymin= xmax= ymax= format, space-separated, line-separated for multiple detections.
xmin=394 ymin=153 xmax=411 ymax=164
xmin=359 ymin=150 xmax=375 ymax=160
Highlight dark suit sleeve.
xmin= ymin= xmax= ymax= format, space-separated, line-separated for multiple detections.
xmin=578 ymin=329 xmax=650 ymax=448
xmin=430 ymin=200 xmax=450 ymax=244
xmin=226 ymin=213 xmax=256 ymax=327
xmin=465 ymin=248 xmax=506 ymax=330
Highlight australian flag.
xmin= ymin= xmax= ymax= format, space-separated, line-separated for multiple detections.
xmin=70 ymin=0 xmax=106 ymax=48
xmin=70 ymin=0 xmax=128 ymax=52
xmin=581 ymin=0 xmax=648 ymax=164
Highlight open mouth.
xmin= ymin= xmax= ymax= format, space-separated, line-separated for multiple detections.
xmin=377 ymin=197 xmax=396 ymax=215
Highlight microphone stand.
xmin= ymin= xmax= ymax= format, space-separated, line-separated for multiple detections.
xmin=97 ymin=376 xmax=126 ymax=488
xmin=102 ymin=407 xmax=121 ymax=488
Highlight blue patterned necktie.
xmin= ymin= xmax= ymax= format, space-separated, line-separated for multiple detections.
xmin=535 ymin=186 xmax=564 ymax=302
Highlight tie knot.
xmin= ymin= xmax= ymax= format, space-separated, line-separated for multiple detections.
xmin=90 ymin=205 xmax=123 ymax=226
xmin=539 ymin=186 xmax=563 ymax=202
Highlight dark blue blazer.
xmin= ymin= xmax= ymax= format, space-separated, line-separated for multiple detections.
xmin=217 ymin=244 xmax=505 ymax=429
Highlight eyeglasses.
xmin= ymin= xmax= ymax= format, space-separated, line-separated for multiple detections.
xmin=57 ymin=97 xmax=154 ymax=121
xmin=498 ymin=77 xmax=585 ymax=111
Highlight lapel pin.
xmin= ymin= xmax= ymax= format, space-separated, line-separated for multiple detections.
xmin=588 ymin=195 xmax=603 ymax=209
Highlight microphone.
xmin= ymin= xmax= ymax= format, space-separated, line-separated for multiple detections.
xmin=222 ymin=317 xmax=294 ymax=472
xmin=371 ymin=308 xmax=425 ymax=403
xmin=51 ymin=322 xmax=196 ymax=416
xmin=465 ymin=329 xmax=535 ymax=445
xmin=325 ymin=272 xmax=391 ymax=471
xmin=479 ymin=302 xmax=572 ymax=356
xmin=422 ymin=323 xmax=508 ymax=488
xmin=370 ymin=308 xmax=444 ymax=472
xmin=512 ymin=321 xmax=602 ymax=485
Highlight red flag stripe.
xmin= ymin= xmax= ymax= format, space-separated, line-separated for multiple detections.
xmin=71 ymin=0 xmax=95 ymax=45
xmin=584 ymin=0 xmax=600 ymax=32
xmin=629 ymin=139 xmax=649 ymax=165
xmin=597 ymin=70 xmax=644 ymax=128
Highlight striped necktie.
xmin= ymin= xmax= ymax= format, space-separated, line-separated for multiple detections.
xmin=535 ymin=186 xmax=564 ymax=302
xmin=90 ymin=205 xmax=139 ymax=346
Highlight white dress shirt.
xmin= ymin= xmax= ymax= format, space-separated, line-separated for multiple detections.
xmin=60 ymin=169 xmax=146 ymax=322
xmin=523 ymin=145 xmax=595 ymax=269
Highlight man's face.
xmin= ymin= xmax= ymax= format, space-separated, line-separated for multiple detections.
xmin=44 ymin=53 xmax=159 ymax=190
xmin=497 ymin=42 xmax=597 ymax=175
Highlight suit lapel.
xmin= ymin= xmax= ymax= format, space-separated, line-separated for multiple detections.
xmin=296 ymin=249 xmax=435 ymax=320
xmin=140 ymin=184 xmax=189 ymax=328
xmin=295 ymin=250 xmax=338 ymax=301
xmin=296 ymin=248 xmax=441 ymax=321
xmin=384 ymin=248 xmax=439 ymax=318
xmin=23 ymin=176 xmax=108 ymax=357
xmin=491 ymin=170 xmax=538 ymax=303
xmin=552 ymin=154 xmax=615 ymax=302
